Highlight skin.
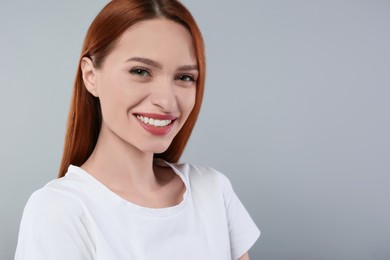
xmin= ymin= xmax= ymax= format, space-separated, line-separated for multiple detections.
xmin=80 ymin=19 xmax=197 ymax=207
xmin=239 ymin=252 xmax=250 ymax=260
xmin=80 ymin=18 xmax=250 ymax=259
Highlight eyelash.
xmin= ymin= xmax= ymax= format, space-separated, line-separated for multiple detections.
xmin=129 ymin=68 xmax=197 ymax=83
xmin=176 ymin=74 xmax=196 ymax=82
xmin=129 ymin=68 xmax=151 ymax=77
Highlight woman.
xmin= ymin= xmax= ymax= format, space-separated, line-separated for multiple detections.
xmin=15 ymin=0 xmax=260 ymax=259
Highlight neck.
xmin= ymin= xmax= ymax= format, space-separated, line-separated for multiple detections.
xmin=81 ymin=123 xmax=160 ymax=193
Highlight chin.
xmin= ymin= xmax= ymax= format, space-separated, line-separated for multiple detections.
xmin=139 ymin=141 xmax=172 ymax=154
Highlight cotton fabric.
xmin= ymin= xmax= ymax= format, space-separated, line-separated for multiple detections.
xmin=15 ymin=159 xmax=260 ymax=259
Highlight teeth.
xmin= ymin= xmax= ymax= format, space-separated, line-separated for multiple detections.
xmin=136 ymin=115 xmax=172 ymax=127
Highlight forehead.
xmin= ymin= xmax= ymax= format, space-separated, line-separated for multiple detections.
xmin=107 ymin=19 xmax=197 ymax=66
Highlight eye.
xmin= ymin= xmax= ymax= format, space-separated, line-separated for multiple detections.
xmin=129 ymin=68 xmax=151 ymax=77
xmin=176 ymin=74 xmax=196 ymax=82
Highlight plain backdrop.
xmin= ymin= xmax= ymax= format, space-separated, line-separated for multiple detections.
xmin=1 ymin=1 xmax=389 ymax=259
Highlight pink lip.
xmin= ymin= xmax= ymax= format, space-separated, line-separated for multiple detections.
xmin=134 ymin=113 xmax=177 ymax=136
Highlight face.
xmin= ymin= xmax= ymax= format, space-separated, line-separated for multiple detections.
xmin=82 ymin=19 xmax=198 ymax=154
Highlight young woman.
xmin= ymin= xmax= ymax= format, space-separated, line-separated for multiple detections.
xmin=15 ymin=0 xmax=260 ymax=259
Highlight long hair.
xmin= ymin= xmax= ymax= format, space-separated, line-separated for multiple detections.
xmin=58 ymin=0 xmax=205 ymax=178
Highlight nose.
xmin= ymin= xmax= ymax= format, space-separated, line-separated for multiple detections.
xmin=150 ymin=78 xmax=178 ymax=113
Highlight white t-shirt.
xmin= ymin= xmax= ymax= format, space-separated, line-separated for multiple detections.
xmin=15 ymin=159 xmax=260 ymax=260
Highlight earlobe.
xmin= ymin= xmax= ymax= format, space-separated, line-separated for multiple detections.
xmin=81 ymin=57 xmax=99 ymax=97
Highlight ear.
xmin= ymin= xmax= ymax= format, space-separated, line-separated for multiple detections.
xmin=81 ymin=57 xmax=99 ymax=97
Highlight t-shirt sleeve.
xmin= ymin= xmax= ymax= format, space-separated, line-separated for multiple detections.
xmin=15 ymin=188 xmax=96 ymax=260
xmin=217 ymin=171 xmax=261 ymax=260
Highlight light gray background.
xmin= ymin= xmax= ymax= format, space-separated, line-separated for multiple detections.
xmin=1 ymin=1 xmax=389 ymax=259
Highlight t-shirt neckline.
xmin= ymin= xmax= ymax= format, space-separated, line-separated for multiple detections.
xmin=66 ymin=159 xmax=189 ymax=217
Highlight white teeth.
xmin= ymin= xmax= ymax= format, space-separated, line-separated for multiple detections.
xmin=136 ymin=115 xmax=172 ymax=127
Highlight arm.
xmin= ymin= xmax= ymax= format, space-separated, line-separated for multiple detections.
xmin=238 ymin=252 xmax=250 ymax=260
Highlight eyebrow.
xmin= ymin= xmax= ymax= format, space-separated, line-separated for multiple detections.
xmin=125 ymin=57 xmax=198 ymax=71
xmin=177 ymin=64 xmax=199 ymax=71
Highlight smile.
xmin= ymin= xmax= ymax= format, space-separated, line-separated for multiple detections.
xmin=136 ymin=115 xmax=172 ymax=127
xmin=134 ymin=113 xmax=177 ymax=136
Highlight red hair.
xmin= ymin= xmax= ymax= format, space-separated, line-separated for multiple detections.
xmin=58 ymin=0 xmax=205 ymax=178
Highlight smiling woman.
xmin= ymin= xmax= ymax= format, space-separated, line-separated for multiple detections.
xmin=14 ymin=0 xmax=260 ymax=259
xmin=80 ymin=19 xmax=198 ymax=156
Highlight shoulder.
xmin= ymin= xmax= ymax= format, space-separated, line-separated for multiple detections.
xmin=23 ymin=185 xmax=85 ymax=222
xmin=18 ymin=183 xmax=91 ymax=243
xmin=22 ymin=169 xmax=91 ymax=223
xmin=168 ymin=161 xmax=234 ymax=195
xmin=25 ymin=166 xmax=96 ymax=210
xmin=169 ymin=160 xmax=221 ymax=179
xmin=16 ymin=179 xmax=96 ymax=259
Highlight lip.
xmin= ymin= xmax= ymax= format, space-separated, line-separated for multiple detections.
xmin=134 ymin=113 xmax=177 ymax=136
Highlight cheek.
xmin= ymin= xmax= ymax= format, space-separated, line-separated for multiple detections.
xmin=97 ymin=77 xmax=130 ymax=122
xmin=98 ymin=84 xmax=120 ymax=115
xmin=181 ymin=87 xmax=197 ymax=117
xmin=97 ymin=75 xmax=144 ymax=114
